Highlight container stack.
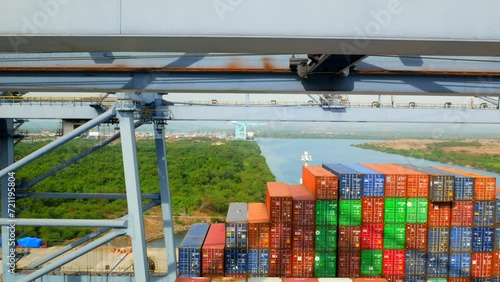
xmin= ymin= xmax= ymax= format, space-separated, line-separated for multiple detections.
xmin=302 ymin=166 xmax=339 ymax=278
xmin=179 ymin=223 xmax=211 ymax=277
xmin=202 ymin=223 xmax=226 ymax=278
xmin=323 ymin=164 xmax=363 ymax=278
xmin=496 ymin=197 xmax=500 ymax=282
xmin=225 ymin=203 xmax=249 ymax=278
xmin=267 ymin=182 xmax=293 ymax=277
xmin=289 ymin=184 xmax=316 ymax=277
xmin=247 ymin=203 xmax=271 ymax=277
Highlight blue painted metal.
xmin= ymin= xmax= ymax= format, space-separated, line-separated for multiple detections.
xmin=405 ymin=250 xmax=426 ymax=275
xmin=322 ymin=164 xmax=362 ymax=200
xmin=178 ymin=223 xmax=210 ymax=277
xmin=426 ymin=252 xmax=449 ymax=278
xmin=472 ymin=279 xmax=492 ymax=282
xmin=428 ymin=228 xmax=450 ymax=252
xmin=344 ymin=164 xmax=385 ymax=197
xmin=495 ymin=226 xmax=500 ymax=250
xmin=449 ymin=253 xmax=472 ymax=277
xmin=450 ymin=227 xmax=472 ymax=252
xmin=472 ymin=227 xmax=494 ymax=252
xmin=405 ymin=276 xmax=426 ymax=282
xmin=473 ymin=201 xmax=495 ymax=226
xmin=496 ymin=200 xmax=500 ymax=224
xmin=247 ymin=249 xmax=269 ymax=276
xmin=225 ymin=248 xmax=248 ymax=275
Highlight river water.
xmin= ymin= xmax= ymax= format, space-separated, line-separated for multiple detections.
xmin=152 ymin=138 xmax=500 ymax=247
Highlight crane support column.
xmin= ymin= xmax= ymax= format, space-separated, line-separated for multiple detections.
xmin=118 ymin=100 xmax=150 ymax=282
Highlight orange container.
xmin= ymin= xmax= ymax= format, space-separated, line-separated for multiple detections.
xmin=385 ymin=164 xmax=429 ymax=198
xmin=248 ymin=203 xmax=270 ymax=249
xmin=428 ymin=202 xmax=451 ymax=227
xmin=493 ymin=250 xmax=500 ymax=276
xmin=434 ymin=166 xmax=496 ymax=200
xmin=362 ymin=164 xmax=407 ymax=197
xmin=201 ymin=223 xmax=225 ymax=276
xmin=302 ymin=166 xmax=338 ymax=200
xmin=288 ymin=184 xmax=316 ymax=225
xmin=266 ymin=182 xmax=292 ymax=223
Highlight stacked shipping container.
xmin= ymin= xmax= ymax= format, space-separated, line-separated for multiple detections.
xmin=225 ymin=203 xmax=248 ymax=278
xmin=302 ymin=166 xmax=339 ymax=278
xmin=248 ymin=203 xmax=271 ymax=277
xmin=202 ymin=223 xmax=226 ymax=278
xmin=179 ymin=223 xmax=211 ymax=277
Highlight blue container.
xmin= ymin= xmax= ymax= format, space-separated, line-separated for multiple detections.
xmin=322 ymin=164 xmax=363 ymax=199
xmin=493 ymin=277 xmax=500 ymax=282
xmin=495 ymin=226 xmax=500 ymax=250
xmin=452 ymin=173 xmax=474 ymax=200
xmin=178 ymin=223 xmax=210 ymax=277
xmin=226 ymin=203 xmax=248 ymax=249
xmin=472 ymin=227 xmax=494 ymax=252
xmin=405 ymin=250 xmax=426 ymax=275
xmin=225 ymin=248 xmax=248 ymax=275
xmin=405 ymin=276 xmax=426 ymax=282
xmin=449 ymin=253 xmax=471 ymax=277
xmin=496 ymin=200 xmax=500 ymax=225
xmin=426 ymin=252 xmax=449 ymax=278
xmin=344 ymin=164 xmax=385 ymax=197
xmin=247 ymin=249 xmax=269 ymax=276
xmin=428 ymin=227 xmax=450 ymax=252
xmin=450 ymin=227 xmax=472 ymax=252
xmin=472 ymin=280 xmax=492 ymax=282
xmin=474 ymin=201 xmax=495 ymax=226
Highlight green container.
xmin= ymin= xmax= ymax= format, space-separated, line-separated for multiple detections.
xmin=316 ymin=200 xmax=338 ymax=225
xmin=384 ymin=198 xmax=407 ymax=223
xmin=360 ymin=250 xmax=383 ymax=275
xmin=314 ymin=252 xmax=337 ymax=277
xmin=384 ymin=224 xmax=406 ymax=249
xmin=315 ymin=225 xmax=337 ymax=251
xmin=406 ymin=198 xmax=428 ymax=223
xmin=339 ymin=200 xmax=362 ymax=226
xmin=427 ymin=279 xmax=447 ymax=282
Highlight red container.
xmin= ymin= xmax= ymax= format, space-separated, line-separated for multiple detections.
xmin=270 ymin=248 xmax=292 ymax=277
xmin=383 ymin=250 xmax=405 ymax=276
xmin=362 ymin=197 xmax=385 ymax=224
xmin=405 ymin=224 xmax=428 ymax=250
xmin=362 ymin=164 xmax=407 ymax=197
xmin=270 ymin=223 xmax=292 ymax=249
xmin=428 ymin=202 xmax=451 ymax=227
xmin=361 ymin=224 xmax=384 ymax=249
xmin=493 ymin=250 xmax=500 ymax=276
xmin=176 ymin=278 xmax=211 ymax=282
xmin=266 ymin=182 xmax=293 ymax=223
xmin=449 ymin=279 xmax=471 ymax=282
xmin=471 ymin=252 xmax=493 ymax=278
xmin=386 ymin=164 xmax=429 ymax=198
xmin=223 ymin=274 xmax=248 ymax=279
xmin=451 ymin=201 xmax=473 ymax=226
xmin=283 ymin=279 xmax=318 ymax=282
xmin=292 ymin=251 xmax=315 ymax=278
xmin=435 ymin=166 xmax=496 ymax=200
xmin=292 ymin=225 xmax=315 ymax=251
xmin=289 ymin=184 xmax=316 ymax=226
xmin=354 ymin=279 xmax=388 ymax=282
xmin=201 ymin=223 xmax=225 ymax=276
xmin=338 ymin=251 xmax=361 ymax=277
xmin=302 ymin=166 xmax=338 ymax=200
xmin=385 ymin=276 xmax=405 ymax=282
xmin=338 ymin=226 xmax=362 ymax=251
xmin=248 ymin=203 xmax=270 ymax=249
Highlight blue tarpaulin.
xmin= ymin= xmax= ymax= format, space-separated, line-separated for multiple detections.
xmin=17 ymin=237 xmax=43 ymax=248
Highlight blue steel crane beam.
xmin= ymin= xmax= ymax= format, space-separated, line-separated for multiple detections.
xmin=1 ymin=0 xmax=500 ymax=55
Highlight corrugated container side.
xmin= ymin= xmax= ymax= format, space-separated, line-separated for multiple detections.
xmin=361 ymin=224 xmax=384 ymax=250
xmin=224 ymin=248 xmax=248 ymax=275
xmin=178 ymin=223 xmax=210 ymax=277
xmin=471 ymin=279 xmax=493 ymax=282
xmin=266 ymin=182 xmax=293 ymax=223
xmin=449 ymin=253 xmax=472 ymax=278
xmin=314 ymin=252 xmax=337 ymax=277
xmin=472 ymin=227 xmax=494 ymax=253
xmin=406 ymin=198 xmax=428 ymax=224
xmin=384 ymin=198 xmax=407 ymax=224
xmin=316 ymin=200 xmax=338 ymax=225
xmin=448 ymin=173 xmax=475 ymax=201
xmin=248 ymin=203 xmax=270 ymax=249
xmin=428 ymin=174 xmax=454 ymax=202
xmin=362 ymin=197 xmax=384 ymax=224
xmin=176 ymin=278 xmax=211 ymax=282
xmin=471 ymin=252 xmax=493 ymax=278
xmin=247 ymin=278 xmax=283 ymax=282
xmin=315 ymin=225 xmax=337 ymax=252
xmin=495 ymin=226 xmax=500 ymax=250
xmin=473 ymin=201 xmax=495 ymax=226
xmin=270 ymin=223 xmax=292 ymax=249
xmin=496 ymin=200 xmax=500 ymax=225
xmin=291 ymin=251 xmax=315 ymax=278
xmin=211 ymin=277 xmax=247 ymax=282
xmin=225 ymin=223 xmax=248 ymax=249
xmin=405 ymin=250 xmax=426 ymax=275
xmin=269 ymin=248 xmax=292 ymax=277
xmin=344 ymin=164 xmax=385 ymax=197
xmin=433 ymin=166 xmax=496 ymax=201
xmin=428 ymin=202 xmax=451 ymax=227
xmin=339 ymin=200 xmax=362 ymax=226
xmin=293 ymin=225 xmax=315 ymax=251
xmin=337 ymin=251 xmax=361 ymax=277
xmin=426 ymin=252 xmax=449 ymax=278
xmin=383 ymin=250 xmax=405 ymax=276
xmin=247 ymin=249 xmax=269 ymax=277
xmin=289 ymin=184 xmax=316 ymax=225
xmin=362 ymin=164 xmax=407 ymax=197
xmin=360 ymin=250 xmax=383 ymax=275
xmin=493 ymin=278 xmax=500 ymax=282
xmin=338 ymin=226 xmax=362 ymax=251
xmin=427 ymin=279 xmax=448 ymax=282
xmin=404 ymin=276 xmax=426 ymax=282
xmin=428 ymin=227 xmax=450 ymax=252
xmin=452 ymin=201 xmax=474 ymax=226
xmin=302 ymin=166 xmax=339 ymax=200
xmin=323 ymin=164 xmax=363 ymax=200
xmin=450 ymin=227 xmax=473 ymax=252
xmin=202 ymin=223 xmax=225 ymax=276
xmin=385 ymin=276 xmax=405 ymax=282
xmin=493 ymin=250 xmax=500 ymax=276
xmin=282 ymin=278 xmax=318 ymax=282
xmin=354 ymin=279 xmax=389 ymax=282
xmin=391 ymin=164 xmax=430 ymax=198
xmin=405 ymin=224 xmax=428 ymax=250
xmin=383 ymin=224 xmax=406 ymax=250
xmin=449 ymin=279 xmax=472 ymax=282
